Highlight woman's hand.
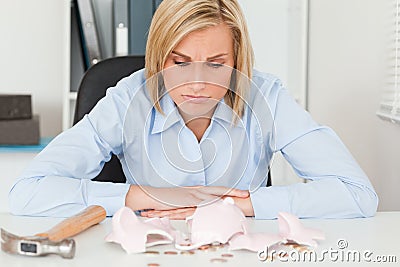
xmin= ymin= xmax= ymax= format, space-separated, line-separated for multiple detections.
xmin=228 ymin=196 xmax=255 ymax=217
xmin=140 ymin=207 xmax=196 ymax=220
xmin=139 ymin=193 xmax=255 ymax=220
xmin=125 ymin=185 xmax=249 ymax=212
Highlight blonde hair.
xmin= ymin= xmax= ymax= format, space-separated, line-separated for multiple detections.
xmin=145 ymin=0 xmax=254 ymax=120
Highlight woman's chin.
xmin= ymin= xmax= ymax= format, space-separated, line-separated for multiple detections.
xmin=178 ymin=102 xmax=218 ymax=118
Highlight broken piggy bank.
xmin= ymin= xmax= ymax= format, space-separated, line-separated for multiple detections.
xmin=106 ymin=198 xmax=325 ymax=253
xmin=177 ymin=197 xmax=247 ymax=250
xmin=105 ymin=206 xmax=185 ymax=253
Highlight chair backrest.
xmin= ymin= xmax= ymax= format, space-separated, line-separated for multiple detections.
xmin=73 ymin=56 xmax=145 ymax=183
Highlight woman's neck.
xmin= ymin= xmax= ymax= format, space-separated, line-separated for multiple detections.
xmin=179 ymin=108 xmax=216 ymax=142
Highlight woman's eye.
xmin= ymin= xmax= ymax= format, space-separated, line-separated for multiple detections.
xmin=206 ymin=62 xmax=223 ymax=68
xmin=174 ymin=61 xmax=190 ymax=67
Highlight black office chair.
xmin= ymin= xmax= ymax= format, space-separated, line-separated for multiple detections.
xmin=73 ymin=55 xmax=271 ymax=186
xmin=73 ymin=56 xmax=145 ymax=183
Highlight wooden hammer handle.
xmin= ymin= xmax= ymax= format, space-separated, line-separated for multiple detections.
xmin=36 ymin=205 xmax=106 ymax=242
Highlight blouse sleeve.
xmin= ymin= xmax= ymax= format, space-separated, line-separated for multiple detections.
xmin=250 ymin=80 xmax=378 ymax=219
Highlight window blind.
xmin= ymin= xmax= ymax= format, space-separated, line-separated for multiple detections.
xmin=377 ymin=0 xmax=400 ymax=123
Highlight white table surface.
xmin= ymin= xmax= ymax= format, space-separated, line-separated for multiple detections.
xmin=0 ymin=212 xmax=399 ymax=266
xmin=0 ymin=152 xmax=37 ymax=213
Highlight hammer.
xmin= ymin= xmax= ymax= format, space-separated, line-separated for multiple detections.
xmin=1 ymin=205 xmax=106 ymax=259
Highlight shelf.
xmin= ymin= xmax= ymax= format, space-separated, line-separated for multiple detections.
xmin=0 ymin=137 xmax=53 ymax=153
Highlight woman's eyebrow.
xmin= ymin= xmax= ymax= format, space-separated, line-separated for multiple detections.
xmin=207 ymin=53 xmax=228 ymax=60
xmin=171 ymin=51 xmax=228 ymax=60
xmin=171 ymin=51 xmax=191 ymax=59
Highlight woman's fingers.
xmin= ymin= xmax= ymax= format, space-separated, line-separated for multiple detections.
xmin=141 ymin=207 xmax=196 ymax=220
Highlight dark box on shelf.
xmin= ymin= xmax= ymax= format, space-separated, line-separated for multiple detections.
xmin=0 ymin=115 xmax=40 ymax=145
xmin=0 ymin=94 xmax=32 ymax=120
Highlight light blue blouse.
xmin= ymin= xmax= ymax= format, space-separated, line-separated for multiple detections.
xmin=8 ymin=69 xmax=378 ymax=219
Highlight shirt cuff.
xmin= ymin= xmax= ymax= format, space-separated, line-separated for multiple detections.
xmin=87 ymin=181 xmax=130 ymax=216
xmin=250 ymin=185 xmax=291 ymax=219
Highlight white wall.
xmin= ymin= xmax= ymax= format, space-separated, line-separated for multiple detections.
xmin=0 ymin=0 xmax=69 ymax=137
xmin=238 ymin=0 xmax=308 ymax=105
xmin=238 ymin=0 xmax=309 ymax=186
xmin=308 ymin=0 xmax=400 ymax=211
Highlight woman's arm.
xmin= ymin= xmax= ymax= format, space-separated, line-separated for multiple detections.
xmin=8 ymin=79 xmax=133 ymax=217
xmin=8 ymin=116 xmax=130 ymax=217
xmin=250 ymin=82 xmax=378 ymax=219
xmin=125 ymin=184 xmax=250 ymax=214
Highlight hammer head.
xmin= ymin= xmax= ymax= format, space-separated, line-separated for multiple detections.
xmin=1 ymin=228 xmax=75 ymax=259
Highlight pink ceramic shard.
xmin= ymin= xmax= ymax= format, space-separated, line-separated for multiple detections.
xmin=278 ymin=212 xmax=325 ymax=247
xmin=229 ymin=232 xmax=282 ymax=252
xmin=177 ymin=197 xmax=247 ymax=250
xmin=145 ymin=216 xmax=187 ymax=245
xmin=105 ymin=207 xmax=174 ymax=253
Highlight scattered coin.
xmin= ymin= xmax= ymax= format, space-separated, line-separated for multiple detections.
xmin=211 ymin=242 xmax=225 ymax=249
xmin=164 ymin=250 xmax=178 ymax=255
xmin=221 ymin=253 xmax=234 ymax=258
xmin=178 ymin=242 xmax=192 ymax=247
xmin=288 ymin=243 xmax=309 ymax=251
xmin=210 ymin=258 xmax=228 ymax=263
xmin=144 ymin=250 xmax=160 ymax=255
xmin=284 ymin=241 xmax=298 ymax=247
xmin=198 ymin=245 xmax=211 ymax=251
xmin=147 ymin=263 xmax=160 ymax=267
xmin=298 ymin=247 xmax=310 ymax=252
xmin=180 ymin=250 xmax=195 ymax=255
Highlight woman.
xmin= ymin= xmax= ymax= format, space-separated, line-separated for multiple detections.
xmin=9 ymin=0 xmax=378 ymax=219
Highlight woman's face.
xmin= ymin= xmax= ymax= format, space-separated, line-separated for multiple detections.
xmin=163 ymin=23 xmax=235 ymax=118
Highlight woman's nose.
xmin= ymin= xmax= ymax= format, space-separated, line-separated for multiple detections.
xmin=189 ymin=81 xmax=206 ymax=92
xmin=188 ymin=62 xmax=206 ymax=91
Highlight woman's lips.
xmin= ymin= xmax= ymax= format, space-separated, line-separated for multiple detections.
xmin=182 ymin=95 xmax=210 ymax=104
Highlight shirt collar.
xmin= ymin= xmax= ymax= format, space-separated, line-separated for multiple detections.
xmin=151 ymin=94 xmax=181 ymax=134
xmin=213 ymin=98 xmax=242 ymax=126
xmin=151 ymin=96 xmax=244 ymax=135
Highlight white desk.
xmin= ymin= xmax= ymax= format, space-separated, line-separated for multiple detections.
xmin=0 ymin=153 xmax=37 ymax=213
xmin=0 ymin=138 xmax=51 ymax=213
xmin=0 ymin=212 xmax=399 ymax=266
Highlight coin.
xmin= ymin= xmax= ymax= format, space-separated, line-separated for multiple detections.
xmin=144 ymin=250 xmax=160 ymax=255
xmin=180 ymin=250 xmax=195 ymax=255
xmin=298 ymin=247 xmax=310 ymax=252
xmin=210 ymin=258 xmax=228 ymax=263
xmin=211 ymin=242 xmax=225 ymax=249
xmin=178 ymin=242 xmax=192 ymax=247
xmin=221 ymin=253 xmax=234 ymax=258
xmin=164 ymin=250 xmax=178 ymax=255
xmin=198 ymin=245 xmax=211 ymax=250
